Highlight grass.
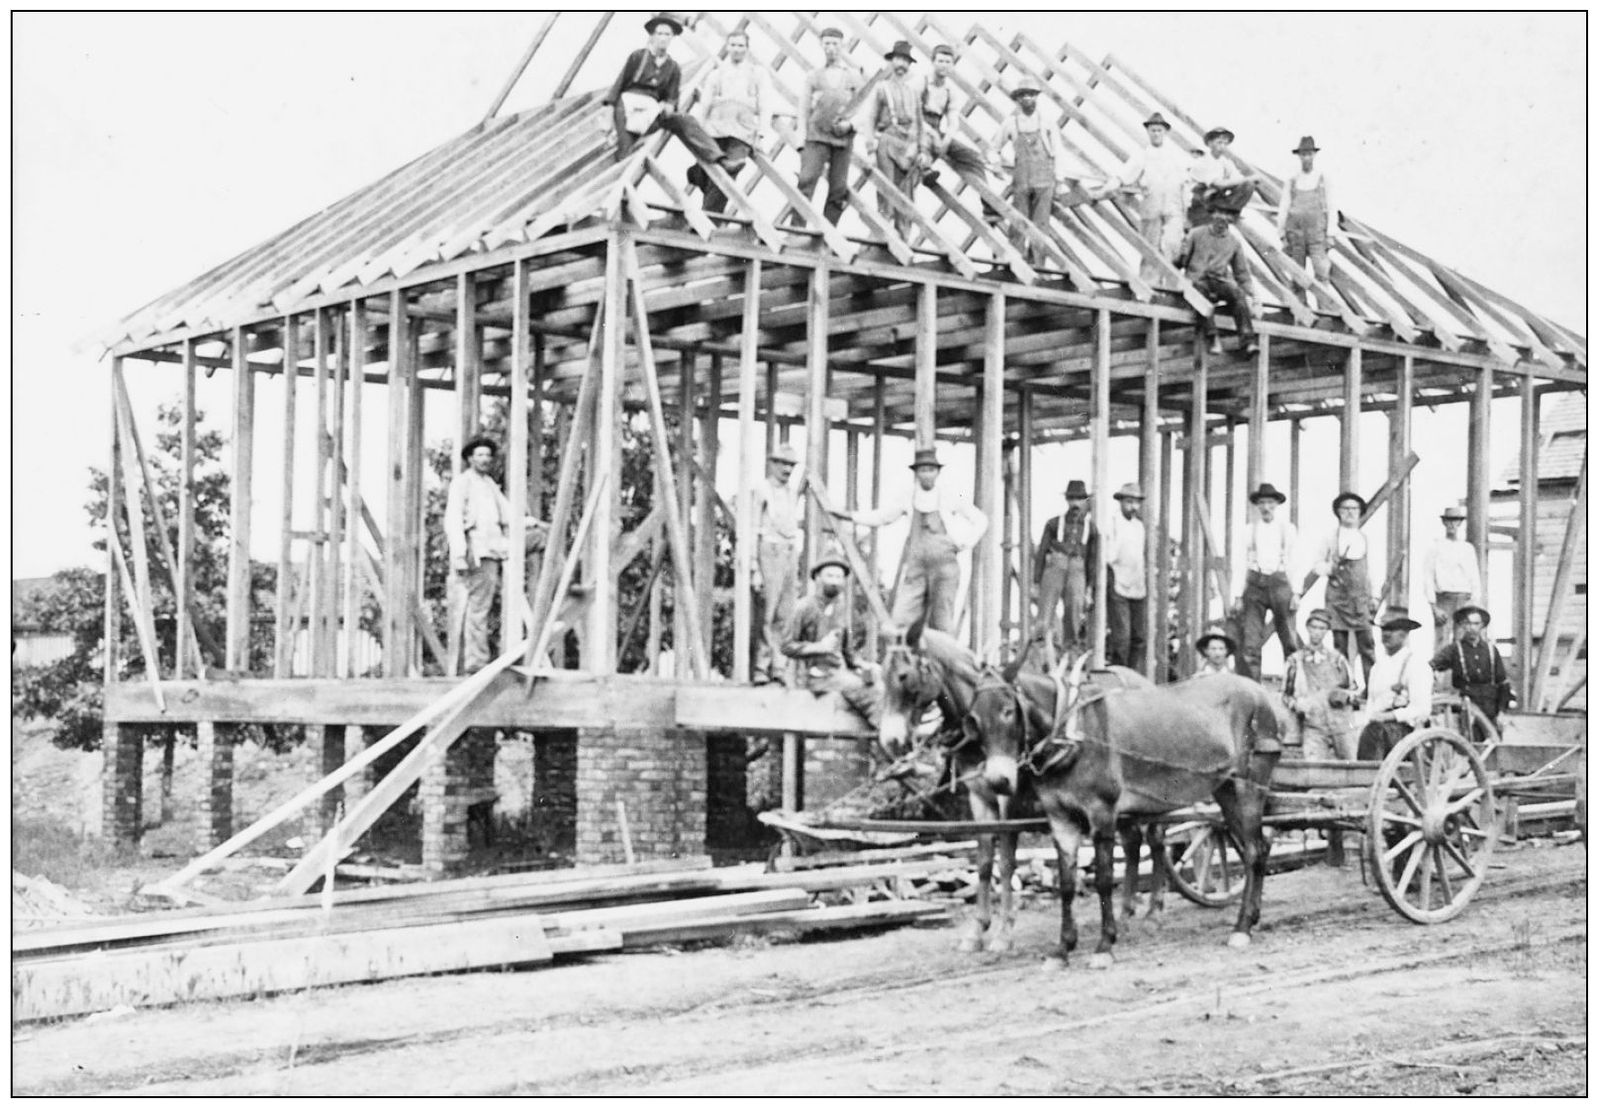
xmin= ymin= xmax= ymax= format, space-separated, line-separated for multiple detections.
xmin=12 ymin=814 xmax=135 ymax=890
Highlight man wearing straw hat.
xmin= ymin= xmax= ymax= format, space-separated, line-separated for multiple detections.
xmin=1234 ymin=481 xmax=1300 ymax=680
xmin=1302 ymin=490 xmax=1378 ymax=684
xmin=782 ymin=543 xmax=881 ymax=726
xmin=1423 ymin=502 xmax=1482 ymax=639
xmin=835 ymin=447 xmax=987 ymax=634
xmin=1431 ymin=605 xmax=1517 ymax=733
xmin=989 ymin=77 xmax=1060 ymax=262
xmin=605 ymin=13 xmax=731 ymax=170
xmin=1096 ymin=111 xmax=1192 ymax=282
xmin=1276 ymin=135 xmax=1334 ymax=287
xmin=750 ymin=443 xmax=802 ymax=686
xmin=1104 ymin=482 xmax=1149 ymax=671
xmin=860 ymin=38 xmax=928 ymax=237
xmin=1193 ymin=627 xmax=1238 ymax=677
xmin=1355 ymin=608 xmax=1433 ymax=761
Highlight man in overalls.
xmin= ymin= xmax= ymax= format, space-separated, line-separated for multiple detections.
xmin=686 ymin=28 xmax=773 ymax=213
xmin=1034 ymin=479 xmax=1097 ymax=659
xmin=990 ymin=79 xmax=1058 ymax=262
xmin=1098 ymin=112 xmax=1191 ymax=283
xmin=1276 ymin=136 xmax=1333 ymax=304
xmin=1302 ymin=491 xmax=1377 ymax=686
xmin=918 ymin=45 xmax=997 ymax=223
xmin=835 ymin=447 xmax=987 ymax=634
xmin=860 ymin=39 xmax=926 ymax=238
xmin=604 ymin=13 xmax=729 ymax=170
xmin=750 ymin=443 xmax=802 ymax=685
xmin=1282 ymin=608 xmax=1360 ymax=864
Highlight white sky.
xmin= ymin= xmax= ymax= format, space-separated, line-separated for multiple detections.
xmin=8 ymin=9 xmax=1589 ymax=638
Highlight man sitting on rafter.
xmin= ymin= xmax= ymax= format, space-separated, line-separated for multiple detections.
xmin=604 ymin=13 xmax=730 ymax=179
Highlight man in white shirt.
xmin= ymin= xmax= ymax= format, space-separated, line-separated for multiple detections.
xmin=444 ymin=436 xmax=548 ymax=674
xmin=1423 ymin=502 xmax=1483 ymax=639
xmin=751 ymin=443 xmax=802 ymax=685
xmin=686 ymin=29 xmax=774 ymax=213
xmin=1355 ymin=609 xmax=1433 ymax=760
xmin=918 ymin=45 xmax=997 ymax=223
xmin=1188 ymin=125 xmax=1258 ymax=227
xmin=1234 ymin=482 xmax=1300 ymax=681
xmin=1105 ymin=483 xmax=1149 ymax=672
xmin=835 ymin=447 xmax=987 ymax=634
xmin=1097 ymin=111 xmax=1191 ymax=283
xmin=1275 ymin=136 xmax=1334 ymax=289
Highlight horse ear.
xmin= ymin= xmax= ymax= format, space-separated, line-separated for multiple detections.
xmin=961 ymin=713 xmax=981 ymax=746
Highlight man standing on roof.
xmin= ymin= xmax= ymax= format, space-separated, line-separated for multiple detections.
xmin=989 ymin=79 xmax=1059 ymax=263
xmin=750 ymin=443 xmax=802 ymax=686
xmin=1104 ymin=483 xmax=1148 ymax=672
xmin=1175 ymin=209 xmax=1259 ymax=357
xmin=1302 ymin=491 xmax=1378 ymax=686
xmin=686 ymin=28 xmax=774 ymax=214
xmin=1431 ymin=605 xmax=1516 ymax=736
xmin=605 ymin=13 xmax=732 ymax=172
xmin=1188 ymin=126 xmax=1258 ymax=227
xmin=1276 ymin=136 xmax=1333 ymax=290
xmin=834 ymin=447 xmax=987 ymax=634
xmin=444 ymin=436 xmax=549 ymax=674
xmin=1234 ymin=482 xmax=1300 ymax=680
xmin=796 ymin=26 xmax=865 ymax=227
xmin=860 ymin=39 xmax=928 ymax=239
xmin=1034 ymin=479 xmax=1097 ymax=660
xmin=1356 ymin=609 xmax=1432 ymax=760
xmin=918 ymin=45 xmax=997 ymax=224
xmin=782 ymin=544 xmax=881 ymax=727
xmin=1423 ymin=502 xmax=1482 ymax=639
xmin=1097 ymin=112 xmax=1191 ymax=284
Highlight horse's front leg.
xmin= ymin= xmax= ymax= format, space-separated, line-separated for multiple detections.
xmin=961 ymin=831 xmax=995 ymax=953
xmin=1118 ymin=819 xmax=1144 ymax=921
xmin=1043 ymin=813 xmax=1084 ymax=969
xmin=1143 ymin=820 xmax=1169 ymax=918
xmin=988 ymin=831 xmax=1018 ymax=954
xmin=1089 ymin=818 xmax=1119 ymax=969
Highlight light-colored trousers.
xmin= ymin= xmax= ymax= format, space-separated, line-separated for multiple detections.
xmin=448 ymin=557 xmax=501 ymax=674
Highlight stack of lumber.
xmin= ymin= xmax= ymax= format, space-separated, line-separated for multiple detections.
xmin=11 ymin=854 xmax=955 ymax=1022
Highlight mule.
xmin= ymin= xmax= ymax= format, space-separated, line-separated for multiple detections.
xmin=967 ymin=671 xmax=1280 ymax=968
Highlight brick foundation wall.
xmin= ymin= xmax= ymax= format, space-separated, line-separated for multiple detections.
xmin=574 ymin=727 xmax=707 ymax=865
xmin=420 ymin=727 xmax=498 ymax=877
xmin=193 ymin=721 xmax=234 ymax=849
xmin=102 ymin=723 xmax=143 ymax=846
xmin=533 ymin=730 xmax=578 ymax=857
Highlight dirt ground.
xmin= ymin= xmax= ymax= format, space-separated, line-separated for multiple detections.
xmin=11 ymin=836 xmax=1586 ymax=1096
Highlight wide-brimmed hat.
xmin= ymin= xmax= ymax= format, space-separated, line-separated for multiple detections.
xmin=461 ymin=434 xmax=499 ymax=460
xmin=1143 ymin=111 xmax=1171 ymax=131
xmin=1064 ymin=479 xmax=1089 ymax=499
xmin=769 ymin=443 xmax=799 ymax=465
xmin=644 ymin=12 xmax=685 ymax=35
xmin=1452 ymin=604 xmax=1491 ymax=627
xmin=909 ymin=447 xmax=943 ymax=470
xmin=1203 ymin=126 xmax=1235 ymax=144
xmin=1303 ymin=607 xmax=1333 ymax=629
xmin=885 ymin=39 xmax=914 ymax=63
xmin=1009 ymin=78 xmax=1042 ymax=99
xmin=1249 ymin=482 xmax=1287 ymax=505
xmin=1195 ymin=628 xmax=1237 ymax=655
xmin=810 ymin=545 xmax=850 ymax=577
xmin=1112 ymin=482 xmax=1145 ymax=501
xmin=1292 ymin=136 xmax=1320 ymax=154
xmin=1378 ymin=608 xmax=1422 ymax=633
xmin=1331 ymin=491 xmax=1367 ymax=514
xmin=1440 ymin=502 xmax=1468 ymax=520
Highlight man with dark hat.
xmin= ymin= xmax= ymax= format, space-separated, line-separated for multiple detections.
xmin=1423 ymin=502 xmax=1482 ymax=639
xmin=443 ymin=436 xmax=549 ymax=673
xmin=859 ymin=39 xmax=927 ymax=237
xmin=1234 ymin=481 xmax=1300 ymax=680
xmin=1302 ymin=490 xmax=1377 ymax=685
xmin=1283 ymin=606 xmax=1361 ymax=863
xmin=1034 ymin=479 xmax=1098 ymax=659
xmin=1105 ymin=482 xmax=1149 ymax=671
xmin=989 ymin=78 xmax=1060 ymax=262
xmin=1194 ymin=627 xmax=1238 ymax=676
xmin=1276 ymin=136 xmax=1334 ymax=289
xmin=1431 ymin=605 xmax=1516 ymax=733
xmin=1175 ymin=209 xmax=1258 ymax=357
xmin=918 ymin=45 xmax=996 ymax=224
xmin=835 ymin=446 xmax=987 ymax=634
xmin=1097 ymin=111 xmax=1192 ymax=282
xmin=1188 ymin=125 xmax=1258 ymax=226
xmin=782 ymin=543 xmax=881 ymax=726
xmin=605 ymin=13 xmax=730 ymax=171
xmin=751 ymin=442 xmax=803 ymax=685
xmin=686 ymin=28 xmax=774 ymax=213
xmin=1356 ymin=608 xmax=1432 ymax=761
xmin=796 ymin=26 xmax=865 ymax=226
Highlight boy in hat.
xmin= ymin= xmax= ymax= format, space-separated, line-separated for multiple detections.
xmin=1097 ymin=111 xmax=1191 ymax=282
xmin=782 ymin=544 xmax=881 ymax=727
xmin=1105 ymin=483 xmax=1149 ymax=672
xmin=1276 ymin=136 xmax=1334 ymax=290
xmin=1034 ymin=479 xmax=1098 ymax=659
xmin=1188 ymin=125 xmax=1258 ymax=226
xmin=444 ymin=436 xmax=549 ymax=673
xmin=605 ymin=14 xmax=730 ymax=170
xmin=1234 ymin=481 xmax=1300 ymax=680
xmin=750 ymin=442 xmax=803 ymax=685
xmin=1356 ymin=608 xmax=1432 ymax=760
xmin=989 ymin=79 xmax=1060 ymax=262
xmin=686 ymin=28 xmax=774 ymax=213
xmin=1431 ymin=605 xmax=1516 ymax=733
xmin=1175 ymin=209 xmax=1258 ymax=357
xmin=1283 ymin=606 xmax=1361 ymax=863
xmin=1423 ymin=502 xmax=1482 ymax=638
xmin=918 ymin=45 xmax=996 ymax=223
xmin=1302 ymin=491 xmax=1377 ymax=684
xmin=1194 ymin=628 xmax=1237 ymax=676
xmin=796 ymin=26 xmax=866 ymax=226
xmin=836 ymin=447 xmax=987 ymax=634
xmin=859 ymin=39 xmax=927 ymax=237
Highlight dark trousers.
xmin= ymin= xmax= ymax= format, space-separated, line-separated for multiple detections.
xmin=1107 ymin=589 xmax=1147 ymax=673
xmin=614 ymin=104 xmax=727 ymax=166
xmin=1334 ymin=628 xmax=1376 ymax=687
xmin=1238 ymin=571 xmax=1299 ymax=680
xmin=797 ymin=141 xmax=853 ymax=225
xmin=1357 ymin=719 xmax=1412 ymax=761
xmin=1187 ymin=181 xmax=1258 ymax=226
xmin=687 ymin=136 xmax=753 ymax=213
xmin=1192 ymin=274 xmax=1255 ymax=341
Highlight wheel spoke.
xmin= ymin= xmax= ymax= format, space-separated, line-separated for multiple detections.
xmin=1444 ymin=787 xmax=1486 ymax=817
xmin=1433 ymin=845 xmax=1455 ymax=904
xmin=1191 ymin=836 xmax=1213 ymax=892
xmin=1383 ymin=828 xmax=1425 ymax=867
xmin=1440 ymin=836 xmax=1478 ymax=879
xmin=1380 ymin=810 xmax=1423 ymax=828
xmin=1395 ymin=832 xmax=1427 ymax=893
xmin=1389 ymin=776 xmax=1427 ymax=818
xmin=1417 ymin=848 xmax=1435 ymax=909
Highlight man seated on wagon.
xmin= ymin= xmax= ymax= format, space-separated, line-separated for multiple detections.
xmin=1355 ymin=608 xmax=1433 ymax=761
xmin=1281 ymin=607 xmax=1361 ymax=866
xmin=781 ymin=544 xmax=880 ymax=728
xmin=1193 ymin=627 xmax=1238 ymax=676
xmin=1430 ymin=604 xmax=1516 ymax=738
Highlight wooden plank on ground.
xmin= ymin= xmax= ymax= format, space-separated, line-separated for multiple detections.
xmin=617 ymin=899 xmax=947 ymax=947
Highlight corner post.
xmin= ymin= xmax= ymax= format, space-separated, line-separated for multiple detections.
xmin=225 ymin=328 xmax=256 ymax=672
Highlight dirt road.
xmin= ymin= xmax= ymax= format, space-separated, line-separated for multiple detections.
xmin=12 ymin=840 xmax=1585 ymax=1096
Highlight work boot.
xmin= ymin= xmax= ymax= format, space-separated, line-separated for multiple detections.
xmin=1208 ymin=336 xmax=1223 ymax=356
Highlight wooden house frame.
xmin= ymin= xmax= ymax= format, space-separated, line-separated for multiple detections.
xmin=97 ymin=13 xmax=1585 ymax=887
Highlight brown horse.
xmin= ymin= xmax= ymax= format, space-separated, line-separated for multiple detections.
xmin=967 ymin=671 xmax=1280 ymax=967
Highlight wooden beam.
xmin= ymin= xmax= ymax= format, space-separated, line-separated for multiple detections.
xmin=110 ymin=517 xmax=164 ymax=710
xmin=978 ymin=293 xmax=1005 ymax=658
xmin=1246 ymin=333 xmax=1268 ymax=499
xmin=176 ymin=339 xmax=197 ymax=679
xmin=1140 ymin=319 xmax=1162 ymax=676
xmin=481 ymin=11 xmax=559 ymax=121
xmin=915 ymin=281 xmax=937 ymax=449
xmin=273 ymin=318 xmax=299 ymax=678
xmin=1515 ymin=376 xmax=1539 ymax=694
xmin=1289 ymin=418 xmax=1302 ymax=528
xmin=732 ymin=261 xmax=762 ymax=684
xmin=342 ymin=302 xmax=367 ymax=679
xmin=674 ymin=349 xmax=695 ymax=680
xmin=1388 ymin=353 xmax=1413 ymax=609
xmin=225 ymin=327 xmax=256 ymax=672
xmin=1184 ymin=342 xmax=1209 ymax=670
xmin=697 ymin=356 xmax=722 ymax=665
xmin=803 ymin=474 xmax=893 ymax=629
xmin=1157 ymin=427 xmax=1174 ymax=680
xmin=551 ymin=12 xmax=612 ymax=100
xmin=309 ymin=309 xmax=332 ymax=676
xmin=1530 ymin=453 xmax=1585 ymax=711
xmin=1018 ymin=386 xmax=1034 ymax=652
xmin=104 ymin=359 xmax=123 ymax=689
xmin=384 ymin=293 xmax=409 ymax=677
xmin=504 ymin=260 xmax=530 ymax=647
xmin=805 ymin=265 xmax=831 ymax=571
xmin=1339 ymin=346 xmax=1361 ymax=493
xmin=1090 ymin=308 xmax=1111 ymax=662
xmin=1467 ymin=364 xmax=1492 ymax=605
xmin=586 ymin=237 xmax=623 ymax=674
xmin=405 ymin=317 xmax=426 ymax=676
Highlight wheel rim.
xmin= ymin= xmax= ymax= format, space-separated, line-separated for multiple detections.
xmin=1162 ymin=820 xmax=1244 ymax=907
xmin=1367 ymin=727 xmax=1497 ymax=924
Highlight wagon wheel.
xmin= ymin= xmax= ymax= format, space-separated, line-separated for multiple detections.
xmin=1429 ymin=695 xmax=1500 ymax=751
xmin=1366 ymin=726 xmax=1498 ymax=924
xmin=1160 ymin=819 xmax=1245 ymax=907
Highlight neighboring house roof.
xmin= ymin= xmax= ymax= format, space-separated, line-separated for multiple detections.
xmin=1500 ymin=392 xmax=1588 ymax=487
